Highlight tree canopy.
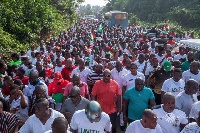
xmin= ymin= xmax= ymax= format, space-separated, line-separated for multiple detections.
xmin=103 ymin=0 xmax=200 ymax=29
xmin=0 ymin=0 xmax=83 ymax=51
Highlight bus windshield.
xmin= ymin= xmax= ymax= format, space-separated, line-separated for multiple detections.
xmin=114 ymin=13 xmax=127 ymax=20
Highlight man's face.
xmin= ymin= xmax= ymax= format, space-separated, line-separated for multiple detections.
xmin=69 ymin=92 xmax=79 ymax=104
xmin=130 ymin=64 xmax=137 ymax=74
xmin=138 ymin=55 xmax=145 ymax=63
xmin=36 ymin=63 xmax=43 ymax=71
xmin=103 ymin=71 xmax=111 ymax=83
xmin=72 ymin=76 xmax=80 ymax=85
xmin=79 ymin=60 xmax=85 ymax=68
xmin=36 ymin=89 xmax=46 ymax=99
xmin=36 ymin=54 xmax=41 ymax=60
xmin=125 ymin=60 xmax=131 ymax=68
xmin=95 ymin=65 xmax=103 ymax=73
xmin=163 ymin=97 xmax=175 ymax=113
xmin=116 ymin=62 xmax=122 ymax=72
xmin=190 ymin=62 xmax=199 ymax=73
xmin=186 ymin=83 xmax=199 ymax=95
xmin=10 ymin=89 xmax=20 ymax=100
xmin=56 ymin=60 xmax=62 ymax=67
xmin=66 ymin=60 xmax=72 ymax=68
xmin=187 ymin=53 xmax=194 ymax=62
xmin=29 ymin=74 xmax=38 ymax=85
xmin=135 ymin=79 xmax=144 ymax=91
xmin=34 ymin=105 xmax=46 ymax=118
xmin=173 ymin=72 xmax=182 ymax=82
xmin=146 ymin=115 xmax=157 ymax=129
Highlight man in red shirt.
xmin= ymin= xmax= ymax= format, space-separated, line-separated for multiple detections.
xmin=14 ymin=67 xmax=29 ymax=85
xmin=166 ymin=36 xmax=176 ymax=47
xmin=63 ymin=74 xmax=89 ymax=101
xmin=48 ymin=72 xmax=69 ymax=110
xmin=92 ymin=69 xmax=121 ymax=133
xmin=61 ymin=58 xmax=76 ymax=81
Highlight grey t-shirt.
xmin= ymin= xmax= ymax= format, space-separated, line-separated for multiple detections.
xmin=175 ymin=91 xmax=198 ymax=116
xmin=60 ymin=96 xmax=89 ymax=114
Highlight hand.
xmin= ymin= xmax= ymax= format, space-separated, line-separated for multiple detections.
xmin=17 ymin=90 xmax=24 ymax=96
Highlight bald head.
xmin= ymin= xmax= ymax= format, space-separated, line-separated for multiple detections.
xmin=52 ymin=117 xmax=68 ymax=133
xmin=70 ymin=86 xmax=80 ymax=95
xmin=142 ymin=109 xmax=157 ymax=119
xmin=162 ymin=92 xmax=175 ymax=101
xmin=186 ymin=79 xmax=199 ymax=86
xmin=135 ymin=77 xmax=144 ymax=83
xmin=30 ymin=70 xmax=39 ymax=77
xmin=162 ymin=92 xmax=175 ymax=113
xmin=103 ymin=69 xmax=111 ymax=75
xmin=135 ymin=77 xmax=145 ymax=91
xmin=142 ymin=109 xmax=157 ymax=129
xmin=35 ymin=85 xmax=46 ymax=94
xmin=35 ymin=98 xmax=49 ymax=108
xmin=66 ymin=58 xmax=72 ymax=63
xmin=72 ymin=74 xmax=80 ymax=79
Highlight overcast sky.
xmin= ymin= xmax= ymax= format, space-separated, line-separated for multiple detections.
xmin=82 ymin=0 xmax=108 ymax=6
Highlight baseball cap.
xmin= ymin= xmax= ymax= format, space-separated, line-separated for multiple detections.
xmin=54 ymin=72 xmax=63 ymax=82
xmin=163 ymin=61 xmax=172 ymax=71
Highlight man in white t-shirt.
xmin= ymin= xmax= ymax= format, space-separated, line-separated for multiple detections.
xmin=125 ymin=109 xmax=163 ymax=133
xmin=135 ymin=53 xmax=146 ymax=73
xmin=70 ymin=58 xmax=91 ymax=83
xmin=111 ymin=61 xmax=129 ymax=90
xmin=153 ymin=92 xmax=188 ymax=133
xmin=6 ymin=84 xmax=29 ymax=120
xmin=111 ymin=61 xmax=129 ymax=130
xmin=182 ymin=61 xmax=200 ymax=84
xmin=176 ymin=79 xmax=199 ymax=116
xmin=174 ymin=46 xmax=187 ymax=62
xmin=122 ymin=63 xmax=145 ymax=97
xmin=161 ymin=68 xmax=185 ymax=97
xmin=70 ymin=101 xmax=112 ymax=133
xmin=181 ymin=111 xmax=200 ymax=133
xmin=190 ymin=101 xmax=200 ymax=122
xmin=19 ymin=98 xmax=65 ymax=133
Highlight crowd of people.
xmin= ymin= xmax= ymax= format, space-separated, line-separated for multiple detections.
xmin=0 ymin=19 xmax=200 ymax=133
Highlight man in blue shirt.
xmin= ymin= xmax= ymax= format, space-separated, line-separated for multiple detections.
xmin=123 ymin=77 xmax=155 ymax=126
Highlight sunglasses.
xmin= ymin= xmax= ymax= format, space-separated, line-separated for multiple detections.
xmin=69 ymin=95 xmax=78 ymax=99
xmin=103 ymin=74 xmax=111 ymax=78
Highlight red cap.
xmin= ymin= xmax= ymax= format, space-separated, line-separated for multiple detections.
xmin=106 ymin=46 xmax=111 ymax=51
xmin=54 ymin=72 xmax=63 ymax=82
xmin=45 ymin=68 xmax=53 ymax=78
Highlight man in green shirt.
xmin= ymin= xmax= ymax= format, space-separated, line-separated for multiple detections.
xmin=10 ymin=53 xmax=21 ymax=66
xmin=123 ymin=77 xmax=156 ymax=125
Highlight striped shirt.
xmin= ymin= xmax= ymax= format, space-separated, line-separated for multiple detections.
xmin=0 ymin=112 xmax=19 ymax=133
xmin=87 ymin=71 xmax=103 ymax=83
